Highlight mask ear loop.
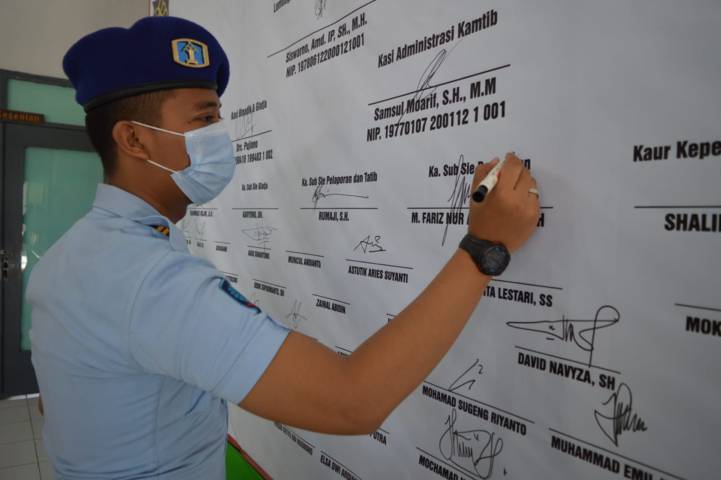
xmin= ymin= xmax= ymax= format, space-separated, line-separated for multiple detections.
xmin=130 ymin=121 xmax=184 ymax=174
xmin=146 ymin=159 xmax=178 ymax=174
xmin=130 ymin=120 xmax=185 ymax=137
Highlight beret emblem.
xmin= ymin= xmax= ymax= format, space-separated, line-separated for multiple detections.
xmin=171 ymin=38 xmax=210 ymax=68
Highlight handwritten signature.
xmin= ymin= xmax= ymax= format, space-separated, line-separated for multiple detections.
xmin=394 ymin=49 xmax=448 ymax=128
xmin=314 ymin=0 xmax=327 ymax=18
xmin=241 ymin=220 xmax=277 ymax=249
xmin=507 ymin=305 xmax=620 ymax=367
xmin=439 ymin=409 xmax=503 ymax=479
xmin=235 ymin=111 xmax=255 ymax=141
xmin=181 ymin=217 xmax=205 ymax=238
xmin=594 ymin=382 xmax=647 ymax=447
xmin=285 ymin=300 xmax=308 ymax=330
xmin=448 ymin=358 xmax=484 ymax=393
xmin=312 ymin=184 xmax=369 ymax=209
xmin=195 ymin=218 xmax=206 ymax=237
xmin=442 ymin=154 xmax=472 ymax=246
xmin=354 ymin=235 xmax=386 ymax=254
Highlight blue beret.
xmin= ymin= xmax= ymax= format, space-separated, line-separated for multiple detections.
xmin=63 ymin=16 xmax=229 ymax=111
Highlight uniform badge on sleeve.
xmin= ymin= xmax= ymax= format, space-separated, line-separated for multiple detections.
xmin=220 ymin=279 xmax=261 ymax=314
xmin=171 ymin=38 xmax=210 ymax=68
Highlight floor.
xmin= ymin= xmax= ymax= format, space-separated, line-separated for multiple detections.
xmin=0 ymin=394 xmax=54 ymax=480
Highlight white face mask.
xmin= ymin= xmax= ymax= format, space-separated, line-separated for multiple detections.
xmin=131 ymin=120 xmax=236 ymax=205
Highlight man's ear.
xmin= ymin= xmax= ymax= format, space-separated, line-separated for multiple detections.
xmin=112 ymin=121 xmax=150 ymax=160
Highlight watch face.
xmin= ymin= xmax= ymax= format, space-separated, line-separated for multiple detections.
xmin=481 ymin=245 xmax=510 ymax=275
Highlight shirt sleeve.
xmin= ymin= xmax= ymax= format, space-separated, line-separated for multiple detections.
xmin=127 ymin=250 xmax=291 ymax=404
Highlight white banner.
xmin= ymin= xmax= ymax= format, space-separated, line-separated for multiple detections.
xmin=172 ymin=1 xmax=721 ymax=479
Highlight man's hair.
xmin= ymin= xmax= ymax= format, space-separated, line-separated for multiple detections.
xmin=84 ymin=90 xmax=175 ymax=176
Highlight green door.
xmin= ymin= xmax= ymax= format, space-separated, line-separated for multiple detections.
xmin=2 ymin=123 xmax=102 ymax=395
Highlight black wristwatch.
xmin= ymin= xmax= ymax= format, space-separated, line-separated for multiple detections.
xmin=458 ymin=234 xmax=511 ymax=276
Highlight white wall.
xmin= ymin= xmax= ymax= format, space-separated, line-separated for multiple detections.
xmin=0 ymin=0 xmax=149 ymax=78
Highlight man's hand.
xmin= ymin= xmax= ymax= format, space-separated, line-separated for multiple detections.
xmin=468 ymin=152 xmax=540 ymax=252
xmin=239 ymin=151 xmax=540 ymax=436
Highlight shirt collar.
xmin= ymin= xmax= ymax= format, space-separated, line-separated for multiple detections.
xmin=92 ymin=183 xmax=189 ymax=252
xmin=92 ymin=183 xmax=159 ymax=218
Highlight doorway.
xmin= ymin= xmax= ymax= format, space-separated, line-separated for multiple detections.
xmin=1 ymin=70 xmax=102 ymax=397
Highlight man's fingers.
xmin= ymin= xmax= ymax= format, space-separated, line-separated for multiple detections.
xmin=470 ymin=154 xmax=536 ymax=202
xmin=528 ymin=176 xmax=538 ymax=193
xmin=527 ymin=177 xmax=540 ymax=205
xmin=515 ymin=166 xmax=534 ymax=191
xmin=514 ymin=167 xmax=533 ymax=191
xmin=472 ymin=157 xmax=498 ymax=190
xmin=497 ymin=152 xmax=524 ymax=190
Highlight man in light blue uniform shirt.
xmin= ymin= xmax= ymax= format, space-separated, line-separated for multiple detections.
xmin=28 ymin=16 xmax=291 ymax=479
xmin=27 ymin=12 xmax=540 ymax=480
xmin=29 ymin=184 xmax=289 ymax=479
